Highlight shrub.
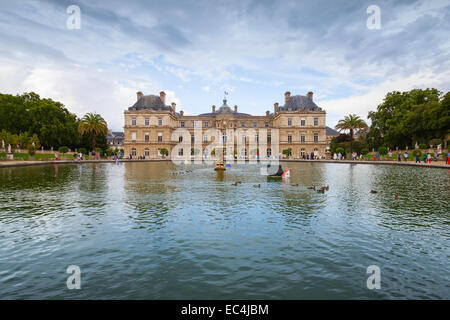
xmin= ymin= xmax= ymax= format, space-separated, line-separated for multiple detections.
xmin=105 ymin=148 xmax=113 ymax=157
xmin=58 ymin=146 xmax=69 ymax=154
xmin=378 ymin=146 xmax=388 ymax=155
xmin=345 ymin=147 xmax=350 ymax=154
xmin=79 ymin=147 xmax=87 ymax=155
xmin=160 ymin=148 xmax=168 ymax=156
xmin=361 ymin=148 xmax=369 ymax=155
xmin=120 ymin=148 xmax=124 ymax=154
xmin=336 ymin=147 xmax=344 ymax=154
xmin=282 ymin=148 xmax=292 ymax=156
xmin=419 ymin=143 xmax=428 ymax=149
xmin=95 ymin=147 xmax=103 ymax=154
xmin=412 ymin=149 xmax=422 ymax=156
xmin=27 ymin=144 xmax=36 ymax=156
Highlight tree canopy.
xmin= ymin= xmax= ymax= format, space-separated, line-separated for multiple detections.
xmin=335 ymin=114 xmax=368 ymax=154
xmin=0 ymin=92 xmax=108 ymax=151
xmin=367 ymin=89 xmax=449 ymax=149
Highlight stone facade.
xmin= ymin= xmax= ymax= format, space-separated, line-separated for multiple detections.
xmin=124 ymin=91 xmax=328 ymax=159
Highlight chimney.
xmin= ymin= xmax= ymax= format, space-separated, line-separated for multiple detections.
xmin=171 ymin=102 xmax=176 ymax=113
xmin=307 ymin=91 xmax=313 ymax=100
xmin=284 ymin=91 xmax=291 ymax=105
xmin=234 ymin=105 xmax=238 ymax=113
xmin=160 ymin=91 xmax=166 ymax=105
xmin=274 ymin=102 xmax=279 ymax=114
xmin=266 ymin=111 xmax=270 ymax=116
xmin=137 ymin=91 xmax=143 ymax=101
xmin=212 ymin=105 xmax=216 ymax=113
xmin=180 ymin=110 xmax=184 ymax=116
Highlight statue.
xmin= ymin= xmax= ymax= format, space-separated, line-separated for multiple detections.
xmin=1 ymin=140 xmax=4 ymax=149
xmin=6 ymin=144 xmax=13 ymax=160
xmin=415 ymin=141 xmax=419 ymax=149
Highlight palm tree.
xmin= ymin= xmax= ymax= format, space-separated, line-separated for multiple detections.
xmin=335 ymin=114 xmax=368 ymax=154
xmin=78 ymin=113 xmax=108 ymax=153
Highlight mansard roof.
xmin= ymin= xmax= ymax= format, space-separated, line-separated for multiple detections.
xmin=279 ymin=95 xmax=322 ymax=111
xmin=326 ymin=126 xmax=339 ymax=136
xmin=128 ymin=95 xmax=173 ymax=111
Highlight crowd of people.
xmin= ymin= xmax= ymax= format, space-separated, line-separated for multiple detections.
xmin=332 ymin=150 xmax=449 ymax=164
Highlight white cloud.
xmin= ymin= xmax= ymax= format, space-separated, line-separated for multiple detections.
xmin=321 ymin=69 xmax=450 ymax=127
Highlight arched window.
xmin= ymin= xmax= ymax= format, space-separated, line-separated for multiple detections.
xmin=145 ymin=148 xmax=149 ymax=157
xmin=267 ymin=148 xmax=272 ymax=157
xmin=132 ymin=148 xmax=136 ymax=156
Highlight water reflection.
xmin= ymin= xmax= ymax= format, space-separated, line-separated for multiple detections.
xmin=0 ymin=162 xmax=448 ymax=299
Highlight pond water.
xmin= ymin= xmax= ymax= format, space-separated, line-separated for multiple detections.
xmin=0 ymin=162 xmax=448 ymax=299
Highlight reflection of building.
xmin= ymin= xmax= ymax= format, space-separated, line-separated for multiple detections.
xmin=107 ymin=131 xmax=124 ymax=149
xmin=124 ymin=91 xmax=328 ymax=159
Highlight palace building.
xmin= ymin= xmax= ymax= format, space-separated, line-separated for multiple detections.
xmin=123 ymin=91 xmax=328 ymax=159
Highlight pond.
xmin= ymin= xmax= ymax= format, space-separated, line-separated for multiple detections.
xmin=0 ymin=162 xmax=448 ymax=299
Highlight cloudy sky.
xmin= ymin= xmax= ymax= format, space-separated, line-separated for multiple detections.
xmin=0 ymin=0 xmax=449 ymax=131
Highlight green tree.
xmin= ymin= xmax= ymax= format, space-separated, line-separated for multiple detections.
xmin=368 ymin=89 xmax=447 ymax=149
xmin=378 ymin=146 xmax=388 ymax=155
xmin=58 ymin=146 xmax=69 ymax=154
xmin=335 ymin=114 xmax=368 ymax=154
xmin=160 ymin=148 xmax=168 ymax=157
xmin=78 ymin=113 xmax=108 ymax=153
xmin=0 ymin=92 xmax=80 ymax=149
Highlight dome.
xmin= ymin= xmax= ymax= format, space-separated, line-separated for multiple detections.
xmin=128 ymin=95 xmax=173 ymax=111
xmin=199 ymin=99 xmax=251 ymax=117
xmin=279 ymin=95 xmax=322 ymax=111
xmin=216 ymin=99 xmax=233 ymax=114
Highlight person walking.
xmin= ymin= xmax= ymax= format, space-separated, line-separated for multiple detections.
xmin=397 ymin=153 xmax=401 ymax=162
xmin=415 ymin=152 xmax=420 ymax=163
xmin=422 ymin=152 xmax=427 ymax=163
xmin=388 ymin=151 xmax=393 ymax=161
xmin=403 ymin=151 xmax=408 ymax=162
xmin=427 ymin=153 xmax=431 ymax=164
